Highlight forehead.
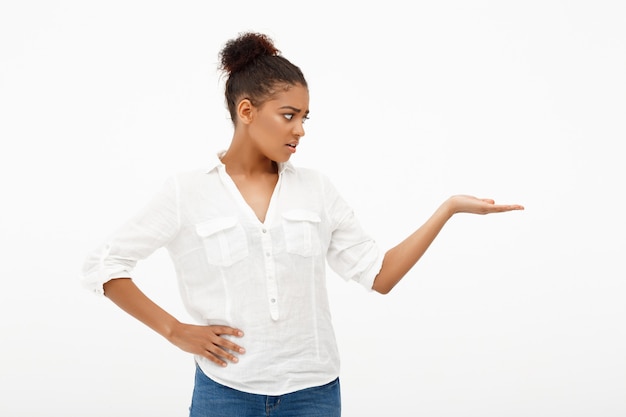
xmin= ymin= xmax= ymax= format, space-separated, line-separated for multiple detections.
xmin=266 ymin=84 xmax=309 ymax=107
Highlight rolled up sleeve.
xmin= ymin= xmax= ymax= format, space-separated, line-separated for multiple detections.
xmin=81 ymin=176 xmax=180 ymax=296
xmin=322 ymin=176 xmax=384 ymax=291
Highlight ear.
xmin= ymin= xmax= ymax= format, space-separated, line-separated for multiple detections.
xmin=237 ymin=98 xmax=255 ymax=125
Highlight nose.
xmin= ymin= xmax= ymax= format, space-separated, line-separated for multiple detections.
xmin=293 ymin=121 xmax=305 ymax=138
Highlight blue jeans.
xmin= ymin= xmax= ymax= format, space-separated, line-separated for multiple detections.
xmin=189 ymin=364 xmax=341 ymax=417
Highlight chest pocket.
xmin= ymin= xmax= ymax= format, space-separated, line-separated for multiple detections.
xmin=195 ymin=217 xmax=249 ymax=266
xmin=282 ymin=209 xmax=322 ymax=257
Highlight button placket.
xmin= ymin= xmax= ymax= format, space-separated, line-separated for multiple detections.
xmin=261 ymin=227 xmax=279 ymax=320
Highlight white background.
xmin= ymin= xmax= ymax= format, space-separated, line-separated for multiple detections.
xmin=1 ymin=1 xmax=625 ymax=416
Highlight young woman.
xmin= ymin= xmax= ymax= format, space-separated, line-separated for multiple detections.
xmin=82 ymin=32 xmax=524 ymax=416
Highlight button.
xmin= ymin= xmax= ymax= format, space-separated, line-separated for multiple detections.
xmin=265 ymin=252 xmax=270 ymax=257
xmin=261 ymin=228 xmax=267 ymax=233
xmin=270 ymin=298 xmax=276 ymax=303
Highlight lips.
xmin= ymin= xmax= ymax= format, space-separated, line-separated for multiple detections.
xmin=286 ymin=142 xmax=298 ymax=153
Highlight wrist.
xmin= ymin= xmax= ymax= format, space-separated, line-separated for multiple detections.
xmin=163 ymin=317 xmax=182 ymax=342
xmin=441 ymin=197 xmax=457 ymax=218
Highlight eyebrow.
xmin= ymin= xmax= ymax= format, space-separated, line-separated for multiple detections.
xmin=279 ymin=105 xmax=310 ymax=116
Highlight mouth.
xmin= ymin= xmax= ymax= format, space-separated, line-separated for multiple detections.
xmin=286 ymin=143 xmax=298 ymax=153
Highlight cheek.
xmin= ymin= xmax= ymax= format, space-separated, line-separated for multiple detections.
xmin=257 ymin=116 xmax=284 ymax=137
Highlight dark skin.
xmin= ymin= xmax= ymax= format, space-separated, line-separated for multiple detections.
xmin=102 ymin=85 xmax=311 ymax=367
xmin=219 ymin=84 xmax=309 ymax=222
xmin=103 ymin=83 xmax=524 ymax=366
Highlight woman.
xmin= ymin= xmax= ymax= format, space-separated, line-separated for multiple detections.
xmin=82 ymin=32 xmax=524 ymax=416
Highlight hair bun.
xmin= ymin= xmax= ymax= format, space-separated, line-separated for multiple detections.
xmin=219 ymin=32 xmax=280 ymax=75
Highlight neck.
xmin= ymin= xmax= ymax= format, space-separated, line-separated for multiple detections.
xmin=221 ymin=137 xmax=277 ymax=176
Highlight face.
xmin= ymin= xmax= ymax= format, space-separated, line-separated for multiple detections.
xmin=246 ymin=83 xmax=310 ymax=163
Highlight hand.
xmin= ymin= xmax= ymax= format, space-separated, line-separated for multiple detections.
xmin=446 ymin=195 xmax=524 ymax=215
xmin=167 ymin=322 xmax=245 ymax=367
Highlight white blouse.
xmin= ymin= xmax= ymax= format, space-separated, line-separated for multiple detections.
xmin=82 ymin=153 xmax=384 ymax=395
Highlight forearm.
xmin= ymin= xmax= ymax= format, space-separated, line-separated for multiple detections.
xmin=372 ymin=200 xmax=454 ymax=294
xmin=103 ymin=278 xmax=180 ymax=341
xmin=371 ymin=194 xmax=524 ymax=294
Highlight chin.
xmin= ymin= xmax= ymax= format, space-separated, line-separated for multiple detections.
xmin=272 ymin=155 xmax=292 ymax=163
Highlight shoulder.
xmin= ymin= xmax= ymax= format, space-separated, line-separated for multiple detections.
xmin=167 ymin=167 xmax=216 ymax=183
xmin=149 ymin=169 xmax=213 ymax=196
xmin=169 ymin=152 xmax=224 ymax=183
xmin=284 ymin=165 xmax=343 ymax=202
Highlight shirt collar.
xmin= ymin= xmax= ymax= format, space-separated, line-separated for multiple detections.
xmin=206 ymin=151 xmax=295 ymax=175
xmin=205 ymin=152 xmax=225 ymax=173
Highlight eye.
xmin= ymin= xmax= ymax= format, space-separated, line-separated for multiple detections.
xmin=283 ymin=113 xmax=309 ymax=123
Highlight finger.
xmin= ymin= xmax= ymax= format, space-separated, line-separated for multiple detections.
xmin=210 ymin=325 xmax=244 ymax=338
xmin=207 ymin=327 xmax=246 ymax=353
xmin=206 ymin=332 xmax=245 ymax=354
xmin=212 ymin=345 xmax=241 ymax=364
xmin=201 ymin=350 xmax=229 ymax=367
xmin=217 ymin=338 xmax=246 ymax=355
xmin=491 ymin=204 xmax=524 ymax=212
xmin=500 ymin=204 xmax=524 ymax=211
xmin=202 ymin=345 xmax=240 ymax=367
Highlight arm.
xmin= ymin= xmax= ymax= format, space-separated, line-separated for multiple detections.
xmin=372 ymin=195 xmax=524 ymax=294
xmin=103 ymin=278 xmax=245 ymax=367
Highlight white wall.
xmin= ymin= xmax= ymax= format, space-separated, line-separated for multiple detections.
xmin=1 ymin=1 xmax=624 ymax=416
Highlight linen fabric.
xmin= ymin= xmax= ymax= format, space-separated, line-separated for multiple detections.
xmin=82 ymin=152 xmax=384 ymax=395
